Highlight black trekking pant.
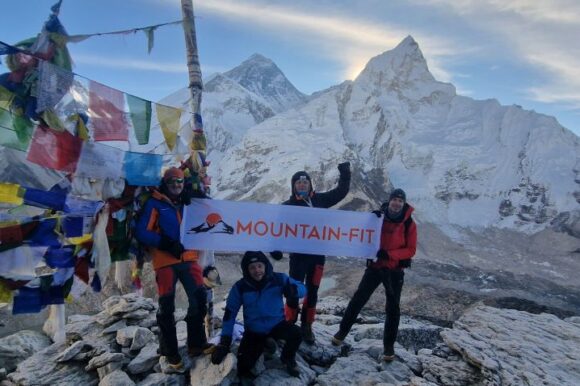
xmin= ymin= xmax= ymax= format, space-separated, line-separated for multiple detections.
xmin=286 ymin=254 xmax=325 ymax=324
xmin=338 ymin=267 xmax=404 ymax=351
xmin=237 ymin=321 xmax=302 ymax=377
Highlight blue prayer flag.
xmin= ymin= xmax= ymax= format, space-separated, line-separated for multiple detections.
xmin=124 ymin=152 xmax=163 ymax=186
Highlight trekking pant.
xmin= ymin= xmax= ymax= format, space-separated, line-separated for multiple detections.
xmin=285 ymin=254 xmax=325 ymax=325
xmin=156 ymin=261 xmax=207 ymax=357
xmin=338 ymin=267 xmax=404 ymax=351
xmin=237 ymin=321 xmax=302 ymax=377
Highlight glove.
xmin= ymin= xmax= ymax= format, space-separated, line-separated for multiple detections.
xmin=158 ymin=235 xmax=184 ymax=259
xmin=211 ymin=336 xmax=232 ymax=365
xmin=283 ymin=283 xmax=298 ymax=299
xmin=398 ymin=259 xmax=412 ymax=268
xmin=376 ymin=249 xmax=389 ymax=260
xmin=270 ymin=251 xmax=283 ymax=261
xmin=372 ymin=210 xmax=383 ymax=218
xmin=337 ymin=162 xmax=351 ymax=179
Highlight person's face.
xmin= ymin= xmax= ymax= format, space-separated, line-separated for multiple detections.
xmin=294 ymin=177 xmax=310 ymax=195
xmin=166 ymin=177 xmax=184 ymax=197
xmin=248 ymin=261 xmax=266 ymax=281
xmin=388 ymin=197 xmax=404 ymax=214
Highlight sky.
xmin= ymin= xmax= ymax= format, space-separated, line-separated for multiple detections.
xmin=2 ymin=0 xmax=579 ymax=136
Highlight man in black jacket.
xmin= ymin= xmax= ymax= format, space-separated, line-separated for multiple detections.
xmin=271 ymin=162 xmax=350 ymax=343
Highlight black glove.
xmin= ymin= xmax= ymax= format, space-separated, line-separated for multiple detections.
xmin=372 ymin=210 xmax=383 ymax=218
xmin=211 ymin=336 xmax=232 ymax=365
xmin=376 ymin=249 xmax=389 ymax=260
xmin=398 ymin=259 xmax=412 ymax=268
xmin=158 ymin=235 xmax=184 ymax=259
xmin=283 ymin=283 xmax=298 ymax=299
xmin=270 ymin=251 xmax=283 ymax=261
xmin=337 ymin=162 xmax=351 ymax=179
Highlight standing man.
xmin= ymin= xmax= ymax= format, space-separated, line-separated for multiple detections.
xmin=135 ymin=167 xmax=213 ymax=370
xmin=331 ymin=188 xmax=417 ymax=361
xmin=210 ymin=251 xmax=306 ymax=380
xmin=271 ymin=162 xmax=351 ymax=344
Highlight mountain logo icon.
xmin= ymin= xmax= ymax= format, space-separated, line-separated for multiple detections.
xmin=187 ymin=212 xmax=234 ymax=234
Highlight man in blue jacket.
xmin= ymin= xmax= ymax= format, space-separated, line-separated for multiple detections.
xmin=210 ymin=251 xmax=306 ymax=379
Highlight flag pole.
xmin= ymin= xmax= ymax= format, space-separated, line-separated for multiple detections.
xmin=180 ymin=0 xmax=207 ymax=191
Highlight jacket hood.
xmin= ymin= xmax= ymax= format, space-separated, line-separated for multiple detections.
xmin=241 ymin=251 xmax=273 ymax=280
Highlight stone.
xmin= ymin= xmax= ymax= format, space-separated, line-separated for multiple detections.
xmin=86 ymin=352 xmax=126 ymax=371
xmin=126 ymin=342 xmax=159 ymax=374
xmin=136 ymin=372 xmax=186 ymax=386
xmin=441 ymin=305 xmax=580 ymax=385
xmin=116 ymin=326 xmax=139 ymax=347
xmin=101 ymin=319 xmax=127 ymax=335
xmin=189 ymin=352 xmax=237 ymax=386
xmin=97 ymin=361 xmax=125 ymax=380
xmin=0 ymin=330 xmax=52 ymax=372
xmin=56 ymin=340 xmax=107 ymax=362
xmin=98 ymin=370 xmax=135 ymax=386
xmin=129 ymin=327 xmax=155 ymax=351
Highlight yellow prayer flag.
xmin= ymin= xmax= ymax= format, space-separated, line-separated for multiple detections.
xmin=0 ymin=183 xmax=24 ymax=205
xmin=0 ymin=281 xmax=13 ymax=304
xmin=156 ymin=105 xmax=182 ymax=151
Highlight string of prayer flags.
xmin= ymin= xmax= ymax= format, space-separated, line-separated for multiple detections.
xmin=88 ymin=80 xmax=128 ymax=141
xmin=156 ymin=104 xmax=182 ymax=150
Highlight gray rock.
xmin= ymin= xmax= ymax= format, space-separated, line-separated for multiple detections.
xmin=66 ymin=315 xmax=105 ymax=341
xmin=126 ymin=342 xmax=159 ymax=374
xmin=97 ymin=361 xmax=125 ymax=380
xmin=94 ymin=310 xmax=122 ymax=327
xmin=98 ymin=370 xmax=135 ymax=386
xmin=418 ymin=347 xmax=483 ymax=386
xmin=317 ymin=353 xmax=382 ymax=386
xmin=189 ymin=352 xmax=236 ymax=386
xmin=130 ymin=328 xmax=155 ymax=351
xmin=123 ymin=309 xmax=151 ymax=320
xmin=136 ymin=315 xmax=157 ymax=329
xmin=0 ymin=330 xmax=52 ymax=372
xmin=56 ymin=340 xmax=107 ymax=362
xmin=136 ymin=372 xmax=186 ymax=386
xmin=441 ymin=305 xmax=580 ymax=386
xmin=297 ymin=324 xmax=343 ymax=366
xmin=86 ymin=352 xmax=127 ymax=371
xmin=116 ymin=326 xmax=139 ymax=347
xmin=101 ymin=319 xmax=127 ymax=335
xmin=8 ymin=343 xmax=99 ymax=385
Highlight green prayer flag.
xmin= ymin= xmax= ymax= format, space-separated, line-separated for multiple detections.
xmin=127 ymin=94 xmax=151 ymax=145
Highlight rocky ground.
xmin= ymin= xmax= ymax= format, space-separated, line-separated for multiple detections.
xmin=1 ymin=292 xmax=579 ymax=386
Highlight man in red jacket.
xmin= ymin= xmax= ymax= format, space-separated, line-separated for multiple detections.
xmin=331 ymin=188 xmax=417 ymax=361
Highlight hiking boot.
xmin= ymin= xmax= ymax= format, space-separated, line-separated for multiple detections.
xmin=302 ymin=323 xmax=315 ymax=344
xmin=331 ymin=330 xmax=347 ymax=346
xmin=383 ymin=346 xmax=395 ymax=362
xmin=166 ymin=354 xmax=184 ymax=370
xmin=188 ymin=342 xmax=216 ymax=357
xmin=281 ymin=356 xmax=300 ymax=377
xmin=264 ymin=337 xmax=278 ymax=360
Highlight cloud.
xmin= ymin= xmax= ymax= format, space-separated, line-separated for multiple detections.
xmin=74 ymin=53 xmax=188 ymax=73
xmin=194 ymin=1 xmax=460 ymax=82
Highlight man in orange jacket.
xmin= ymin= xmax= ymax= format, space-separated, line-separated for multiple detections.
xmin=135 ymin=167 xmax=213 ymax=370
xmin=331 ymin=188 xmax=417 ymax=361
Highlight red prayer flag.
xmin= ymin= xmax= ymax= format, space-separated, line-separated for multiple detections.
xmin=27 ymin=125 xmax=82 ymax=172
xmin=88 ymin=81 xmax=128 ymax=141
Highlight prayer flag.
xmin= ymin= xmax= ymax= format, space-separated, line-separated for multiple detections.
xmin=36 ymin=60 xmax=73 ymax=113
xmin=88 ymin=81 xmax=128 ymax=141
xmin=0 ymin=183 xmax=24 ymax=205
xmin=75 ymin=141 xmax=125 ymax=180
xmin=23 ymin=187 xmax=67 ymax=211
xmin=156 ymin=104 xmax=181 ymax=150
xmin=123 ymin=152 xmax=162 ymax=186
xmin=44 ymin=246 xmax=75 ymax=268
xmin=26 ymin=125 xmax=82 ymax=172
xmin=127 ymin=94 xmax=151 ymax=145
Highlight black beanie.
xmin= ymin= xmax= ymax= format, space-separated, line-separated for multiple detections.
xmin=291 ymin=171 xmax=312 ymax=195
xmin=389 ymin=188 xmax=406 ymax=202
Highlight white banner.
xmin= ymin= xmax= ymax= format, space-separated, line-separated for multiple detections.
xmin=181 ymin=199 xmax=382 ymax=259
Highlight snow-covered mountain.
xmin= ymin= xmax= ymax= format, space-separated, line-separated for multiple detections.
xmin=165 ymin=36 xmax=580 ymax=234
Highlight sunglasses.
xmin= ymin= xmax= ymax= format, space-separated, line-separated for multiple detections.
xmin=168 ymin=178 xmax=184 ymax=184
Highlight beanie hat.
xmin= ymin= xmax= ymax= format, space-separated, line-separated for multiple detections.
xmin=163 ymin=167 xmax=184 ymax=181
xmin=291 ymin=171 xmax=313 ymax=196
xmin=241 ymin=251 xmax=272 ymax=279
xmin=389 ymin=188 xmax=406 ymax=202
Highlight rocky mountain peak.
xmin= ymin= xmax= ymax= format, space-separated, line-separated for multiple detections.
xmin=223 ymin=53 xmax=306 ymax=112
